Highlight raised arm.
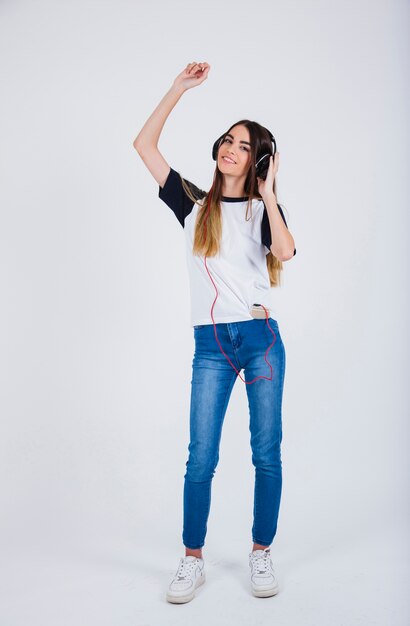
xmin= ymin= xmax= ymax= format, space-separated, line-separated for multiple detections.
xmin=132 ymin=62 xmax=211 ymax=188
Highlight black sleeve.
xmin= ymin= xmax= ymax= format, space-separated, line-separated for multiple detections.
xmin=261 ymin=202 xmax=297 ymax=256
xmin=158 ymin=166 xmax=207 ymax=227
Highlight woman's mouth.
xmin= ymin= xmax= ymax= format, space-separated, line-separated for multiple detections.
xmin=222 ymin=156 xmax=236 ymax=164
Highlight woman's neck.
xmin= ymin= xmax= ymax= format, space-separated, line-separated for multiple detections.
xmin=221 ymin=174 xmax=247 ymax=198
xmin=221 ymin=182 xmax=262 ymax=200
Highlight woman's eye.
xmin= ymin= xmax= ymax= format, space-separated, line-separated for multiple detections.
xmin=223 ymin=138 xmax=249 ymax=152
xmin=224 ymin=137 xmax=249 ymax=152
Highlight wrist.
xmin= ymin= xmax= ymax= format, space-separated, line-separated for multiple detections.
xmin=262 ymin=192 xmax=277 ymax=204
xmin=170 ymin=83 xmax=186 ymax=97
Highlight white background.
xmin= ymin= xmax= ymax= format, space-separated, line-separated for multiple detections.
xmin=0 ymin=0 xmax=408 ymax=624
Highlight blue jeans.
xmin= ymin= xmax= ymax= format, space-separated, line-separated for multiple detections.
xmin=183 ymin=318 xmax=286 ymax=549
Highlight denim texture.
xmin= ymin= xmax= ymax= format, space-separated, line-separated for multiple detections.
xmin=183 ymin=317 xmax=286 ymax=549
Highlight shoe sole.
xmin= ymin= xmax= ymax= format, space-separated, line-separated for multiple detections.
xmin=166 ymin=572 xmax=206 ymax=604
xmin=251 ymin=581 xmax=280 ymax=598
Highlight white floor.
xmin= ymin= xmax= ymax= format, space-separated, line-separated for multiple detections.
xmin=1 ymin=515 xmax=408 ymax=626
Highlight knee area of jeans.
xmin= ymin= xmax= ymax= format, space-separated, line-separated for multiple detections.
xmin=185 ymin=466 xmax=217 ymax=482
xmin=185 ymin=454 xmax=219 ymax=478
xmin=252 ymin=442 xmax=282 ymax=462
xmin=252 ymin=457 xmax=283 ymax=472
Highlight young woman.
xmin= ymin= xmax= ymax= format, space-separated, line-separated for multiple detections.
xmin=133 ymin=61 xmax=296 ymax=603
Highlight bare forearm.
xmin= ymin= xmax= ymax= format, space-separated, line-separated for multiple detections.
xmin=263 ymin=194 xmax=295 ymax=261
xmin=133 ymin=85 xmax=185 ymax=150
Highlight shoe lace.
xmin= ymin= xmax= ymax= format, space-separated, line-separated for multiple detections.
xmin=251 ymin=551 xmax=271 ymax=574
xmin=175 ymin=557 xmax=196 ymax=580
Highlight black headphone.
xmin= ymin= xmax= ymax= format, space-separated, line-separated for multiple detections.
xmin=212 ymin=128 xmax=277 ymax=181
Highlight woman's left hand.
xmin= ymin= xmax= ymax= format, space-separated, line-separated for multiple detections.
xmin=257 ymin=152 xmax=279 ymax=199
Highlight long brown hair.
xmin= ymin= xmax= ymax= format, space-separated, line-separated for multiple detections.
xmin=180 ymin=119 xmax=290 ymax=287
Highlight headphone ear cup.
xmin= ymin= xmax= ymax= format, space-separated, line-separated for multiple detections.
xmin=270 ymin=133 xmax=277 ymax=155
xmin=255 ymin=130 xmax=277 ymax=179
xmin=255 ymin=153 xmax=271 ymax=180
xmin=212 ymin=139 xmax=218 ymax=161
xmin=212 ymin=134 xmax=225 ymax=161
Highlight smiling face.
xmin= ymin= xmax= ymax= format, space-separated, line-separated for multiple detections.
xmin=217 ymin=124 xmax=252 ymax=178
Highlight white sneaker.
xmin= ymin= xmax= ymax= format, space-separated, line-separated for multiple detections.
xmin=166 ymin=555 xmax=206 ymax=603
xmin=249 ymin=547 xmax=279 ymax=597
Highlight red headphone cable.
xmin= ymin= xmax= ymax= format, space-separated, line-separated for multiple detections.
xmin=200 ymin=183 xmax=277 ymax=384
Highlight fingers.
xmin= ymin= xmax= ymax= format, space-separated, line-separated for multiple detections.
xmin=186 ymin=61 xmax=210 ymax=74
xmin=187 ymin=63 xmax=201 ymax=74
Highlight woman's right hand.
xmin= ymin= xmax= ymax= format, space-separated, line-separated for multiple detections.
xmin=173 ymin=62 xmax=211 ymax=92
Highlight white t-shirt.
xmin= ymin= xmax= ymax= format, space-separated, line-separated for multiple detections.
xmin=158 ymin=166 xmax=295 ymax=328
